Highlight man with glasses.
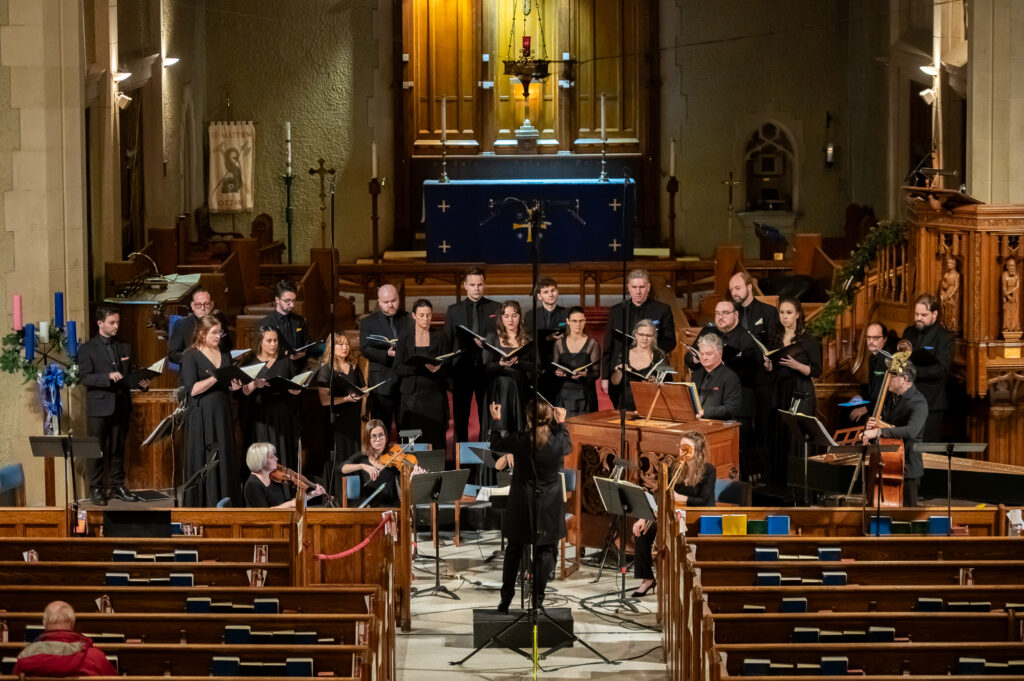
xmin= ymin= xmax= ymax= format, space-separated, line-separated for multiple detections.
xmin=261 ymin=279 xmax=308 ymax=371
xmin=359 ymin=284 xmax=411 ymax=434
xmin=849 ymin=322 xmax=895 ymax=423
xmin=601 ymin=269 xmax=676 ymax=405
xmin=168 ymin=288 xmax=232 ymax=366
xmin=862 ymin=361 xmax=928 ymax=506
xmin=690 ymin=334 xmax=741 ymax=420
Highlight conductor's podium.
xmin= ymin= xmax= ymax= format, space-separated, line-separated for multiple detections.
xmin=565 ymin=382 xmax=740 ymax=549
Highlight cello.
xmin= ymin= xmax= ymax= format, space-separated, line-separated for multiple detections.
xmin=861 ymin=340 xmax=912 ymax=508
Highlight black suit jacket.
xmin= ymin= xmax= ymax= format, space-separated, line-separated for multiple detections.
xmin=393 ymin=326 xmax=450 ymax=394
xmin=691 ymin=363 xmax=742 ymax=420
xmin=739 ymin=298 xmax=779 ymax=345
xmin=359 ymin=309 xmax=412 ymax=386
xmin=686 ymin=325 xmax=759 ymax=419
xmin=443 ymin=297 xmax=501 ymax=374
xmin=602 ymin=297 xmax=676 ymax=377
xmin=78 ymin=335 xmax=141 ymax=419
xmin=260 ymin=310 xmax=308 ymax=355
xmin=168 ymin=312 xmax=232 ymax=364
xmin=879 ymin=385 xmax=929 ymax=479
xmin=901 ymin=322 xmax=954 ymax=411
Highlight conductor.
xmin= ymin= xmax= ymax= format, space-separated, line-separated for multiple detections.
xmin=488 ymin=400 xmax=570 ymax=614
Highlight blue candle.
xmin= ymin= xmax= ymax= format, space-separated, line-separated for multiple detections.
xmin=53 ymin=292 xmax=64 ymax=328
xmin=24 ymin=322 xmax=35 ymax=360
xmin=66 ymin=320 xmax=78 ymax=357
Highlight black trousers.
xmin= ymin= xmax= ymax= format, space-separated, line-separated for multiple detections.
xmin=502 ymin=541 xmax=555 ymax=607
xmin=633 ymin=522 xmax=657 ymax=580
xmin=368 ymin=386 xmax=399 ymax=435
xmin=87 ymin=413 xmax=128 ymax=490
xmin=923 ymin=410 xmax=943 ymax=444
xmin=903 ymin=477 xmax=921 ymax=507
xmin=451 ymin=370 xmax=487 ymax=444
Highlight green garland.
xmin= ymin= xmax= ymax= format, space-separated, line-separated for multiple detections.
xmin=807 ymin=219 xmax=907 ymax=338
xmin=0 ymin=332 xmax=80 ymax=384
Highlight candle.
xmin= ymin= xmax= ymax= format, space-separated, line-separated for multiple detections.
xmin=371 ymin=141 xmax=378 ymax=179
xmin=600 ymin=94 xmax=606 ymax=141
xmin=53 ymin=291 xmax=63 ymax=328
xmin=523 ymin=35 xmax=531 ymax=57
xmin=38 ymin=321 xmax=50 ymax=344
xmin=66 ymin=320 xmax=78 ymax=357
xmin=670 ymin=138 xmax=676 ymax=177
xmin=12 ymin=293 xmax=22 ymax=330
xmin=285 ymin=121 xmax=292 ymax=174
xmin=441 ymin=97 xmax=447 ymax=144
xmin=24 ymin=323 xmax=35 ymax=360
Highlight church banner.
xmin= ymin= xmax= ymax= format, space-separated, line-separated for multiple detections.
xmin=208 ymin=122 xmax=255 ymax=213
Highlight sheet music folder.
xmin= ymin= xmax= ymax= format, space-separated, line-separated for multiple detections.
xmin=630 ymin=381 xmax=698 ymax=423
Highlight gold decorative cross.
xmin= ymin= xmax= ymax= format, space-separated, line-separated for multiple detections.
xmin=721 ymin=171 xmax=741 ymax=244
xmin=513 ymin=218 xmax=549 ymax=243
xmin=609 ymin=198 xmax=622 ymax=212
xmin=308 ymin=158 xmax=336 ymax=248
xmin=438 ymin=200 xmax=450 ymax=213
xmin=608 ymin=239 xmax=622 ymax=252
xmin=439 ymin=240 xmax=451 ymax=254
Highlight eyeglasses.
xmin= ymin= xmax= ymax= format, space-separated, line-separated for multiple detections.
xmin=865 ymin=335 xmax=884 ymax=340
xmin=714 ymin=311 xmax=736 ymax=317
xmin=192 ymin=301 xmax=213 ymax=309
xmin=369 ymin=432 xmax=386 ymax=440
xmin=635 ymin=332 xmax=656 ymax=339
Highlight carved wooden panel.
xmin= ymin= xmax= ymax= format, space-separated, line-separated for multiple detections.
xmin=125 ymin=389 xmax=179 ymax=491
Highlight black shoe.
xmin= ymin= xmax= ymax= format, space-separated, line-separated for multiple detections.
xmin=109 ymin=486 xmax=141 ymax=502
xmin=630 ymin=580 xmax=657 ymax=598
xmin=90 ymin=488 xmax=107 ymax=506
xmin=497 ymin=599 xmax=511 ymax=614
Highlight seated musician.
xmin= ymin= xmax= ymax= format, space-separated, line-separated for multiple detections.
xmin=243 ymin=443 xmax=324 ymax=509
xmin=690 ymin=334 xmax=741 ymax=420
xmin=861 ymin=361 xmax=928 ymax=507
xmin=13 ymin=600 xmax=118 ymax=677
xmin=609 ymin=319 xmax=668 ymax=411
xmin=340 ymin=419 xmax=424 ymax=507
xmin=631 ymin=431 xmax=716 ymax=598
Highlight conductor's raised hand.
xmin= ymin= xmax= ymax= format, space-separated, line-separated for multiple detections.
xmin=489 ymin=402 xmax=502 ymax=421
xmin=553 ymin=406 xmax=567 ymax=423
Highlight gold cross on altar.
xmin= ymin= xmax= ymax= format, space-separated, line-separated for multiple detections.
xmin=513 ymin=219 xmax=548 ymax=243
xmin=308 ymin=158 xmax=336 ymax=248
xmin=438 ymin=240 xmax=451 ymax=254
xmin=438 ymin=200 xmax=450 ymax=213
xmin=609 ymin=198 xmax=622 ymax=212
xmin=609 ymin=239 xmax=622 ymax=252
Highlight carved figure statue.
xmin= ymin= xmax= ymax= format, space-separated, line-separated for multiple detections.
xmin=1002 ymin=257 xmax=1021 ymax=335
xmin=939 ymin=257 xmax=960 ymax=333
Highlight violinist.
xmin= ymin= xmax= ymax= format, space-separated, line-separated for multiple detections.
xmin=861 ymin=361 xmax=928 ymax=506
xmin=243 ymin=443 xmax=324 ymax=509
xmin=340 ymin=420 xmax=424 ymax=507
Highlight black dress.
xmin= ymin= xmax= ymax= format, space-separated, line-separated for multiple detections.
xmin=342 ymin=454 xmax=401 ymax=507
xmin=481 ymin=331 xmax=534 ymax=436
xmin=243 ymin=358 xmax=300 ymax=470
xmin=243 ymin=474 xmax=289 ymax=508
xmin=489 ymin=417 xmax=571 ymax=607
xmin=181 ymin=348 xmax=240 ymax=507
xmin=616 ymin=349 xmax=667 ymax=411
xmin=552 ymin=336 xmax=600 ymax=416
xmin=767 ymin=333 xmax=822 ymax=487
xmin=634 ymin=462 xmax=716 ymax=580
xmin=316 ymin=362 xmax=365 ymax=475
xmin=394 ymin=328 xmax=450 ymax=450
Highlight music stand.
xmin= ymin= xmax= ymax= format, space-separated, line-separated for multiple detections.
xmin=142 ymin=402 xmax=191 ymax=505
xmin=411 ymin=469 xmax=470 ymax=599
xmin=915 ymin=442 xmax=987 ymax=536
xmin=630 ymin=381 xmax=698 ymax=422
xmin=778 ymin=411 xmax=837 ymax=505
xmin=584 ymin=477 xmax=655 ymax=613
xmin=30 ymin=435 xmax=102 ymax=535
xmin=829 ymin=442 xmax=900 ymax=536
xmin=178 ymin=453 xmax=220 ymax=507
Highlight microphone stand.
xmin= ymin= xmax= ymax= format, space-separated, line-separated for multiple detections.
xmin=324 ymin=175 xmax=340 ymax=500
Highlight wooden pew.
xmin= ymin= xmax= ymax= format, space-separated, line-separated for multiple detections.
xmin=691 ymin=558 xmax=1024 ymax=586
xmin=702 ymin=584 xmax=1024 ymax=614
xmin=0 ymin=537 xmax=292 ymax=563
xmin=0 ymin=560 xmax=291 ymax=586
xmin=686 ymin=535 xmax=1024 ymax=562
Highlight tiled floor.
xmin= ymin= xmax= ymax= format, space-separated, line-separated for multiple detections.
xmin=397 ymin=530 xmax=668 ymax=680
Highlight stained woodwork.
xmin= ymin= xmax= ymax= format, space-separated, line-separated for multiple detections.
xmin=124 ymin=389 xmax=180 ymax=492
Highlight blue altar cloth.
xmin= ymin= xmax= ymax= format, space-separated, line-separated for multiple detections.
xmin=422 ymin=178 xmax=635 ymax=263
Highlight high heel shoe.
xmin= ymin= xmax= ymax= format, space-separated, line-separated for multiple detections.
xmin=630 ymin=580 xmax=657 ymax=598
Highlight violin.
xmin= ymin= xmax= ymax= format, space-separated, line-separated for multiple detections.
xmin=379 ymin=444 xmax=418 ymax=469
xmin=270 ymin=465 xmax=336 ymax=506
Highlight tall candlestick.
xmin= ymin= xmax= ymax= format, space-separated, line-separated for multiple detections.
xmin=24 ymin=323 xmax=35 ymax=360
xmin=38 ymin=321 xmax=50 ymax=344
xmin=600 ymin=94 xmax=606 ymax=141
xmin=66 ymin=320 xmax=78 ymax=357
xmin=53 ymin=291 xmax=64 ymax=328
xmin=441 ymin=97 xmax=447 ymax=144
xmin=12 ymin=293 xmax=22 ymax=330
xmin=285 ymin=121 xmax=292 ymax=174
xmin=371 ymin=141 xmax=378 ymax=179
xmin=670 ymin=138 xmax=676 ymax=176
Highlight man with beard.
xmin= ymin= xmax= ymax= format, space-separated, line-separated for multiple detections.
xmin=901 ymin=293 xmax=953 ymax=442
xmin=862 ymin=361 xmax=928 ymax=506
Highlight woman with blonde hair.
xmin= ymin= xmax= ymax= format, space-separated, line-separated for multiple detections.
xmin=630 ymin=431 xmax=716 ymax=597
xmin=316 ymin=333 xmax=365 ymax=491
xmin=243 ymin=442 xmax=324 ymax=509
xmin=609 ymin=319 xmax=668 ymax=411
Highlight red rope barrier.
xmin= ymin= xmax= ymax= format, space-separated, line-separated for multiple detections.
xmin=314 ymin=513 xmax=391 ymax=561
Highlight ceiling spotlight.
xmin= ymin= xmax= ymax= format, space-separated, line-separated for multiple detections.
xmin=919 ymin=64 xmax=939 ymax=77
xmin=115 ymin=92 xmax=133 ymax=110
xmin=919 ymin=88 xmax=936 ymax=105
xmin=163 ymin=57 xmax=179 ymax=67
xmin=113 ymin=71 xmax=131 ymax=82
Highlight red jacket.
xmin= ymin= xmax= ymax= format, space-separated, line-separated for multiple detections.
xmin=13 ymin=629 xmax=117 ymax=677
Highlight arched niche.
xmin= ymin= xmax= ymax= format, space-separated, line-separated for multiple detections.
xmin=737 ymin=120 xmax=800 ymax=257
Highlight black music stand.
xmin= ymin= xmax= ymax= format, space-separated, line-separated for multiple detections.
xmin=411 ymin=469 xmax=470 ymax=599
xmin=584 ymin=477 xmax=655 ymax=613
xmin=915 ymin=442 xmax=987 ymax=536
xmin=29 ymin=435 xmax=101 ymax=535
xmin=829 ymin=442 xmax=900 ymax=536
xmin=591 ymin=461 xmax=628 ymax=582
xmin=142 ymin=402 xmax=191 ymax=505
xmin=778 ymin=410 xmax=837 ymax=505
xmin=178 ymin=453 xmax=220 ymax=507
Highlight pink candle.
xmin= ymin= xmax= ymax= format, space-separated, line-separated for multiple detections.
xmin=523 ymin=36 xmax=531 ymax=57
xmin=12 ymin=294 xmax=22 ymax=330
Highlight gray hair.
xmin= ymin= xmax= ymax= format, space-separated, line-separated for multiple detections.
xmin=246 ymin=442 xmax=276 ymax=473
xmin=43 ymin=601 xmax=75 ymax=630
xmin=627 ymin=269 xmax=650 ymax=284
xmin=697 ymin=333 xmax=723 ymax=353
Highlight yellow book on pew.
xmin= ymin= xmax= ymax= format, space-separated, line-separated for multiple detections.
xmin=722 ymin=514 xmax=747 ymax=535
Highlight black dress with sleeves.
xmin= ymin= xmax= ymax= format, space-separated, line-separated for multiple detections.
xmin=393 ymin=327 xmax=450 ymax=450
xmin=181 ymin=348 xmax=240 ymax=507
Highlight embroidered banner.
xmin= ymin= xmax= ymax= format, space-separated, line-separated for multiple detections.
xmin=208 ymin=122 xmax=255 ymax=213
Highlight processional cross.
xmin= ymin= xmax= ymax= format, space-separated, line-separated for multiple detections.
xmin=308 ymin=158 xmax=336 ymax=248
xmin=721 ymin=171 xmax=741 ymax=245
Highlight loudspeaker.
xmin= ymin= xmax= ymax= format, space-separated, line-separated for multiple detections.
xmin=472 ymin=607 xmax=574 ymax=649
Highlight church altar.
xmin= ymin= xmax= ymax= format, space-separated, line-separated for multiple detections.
xmin=422 ymin=178 xmax=635 ymax=263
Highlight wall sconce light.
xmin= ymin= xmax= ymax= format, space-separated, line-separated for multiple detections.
xmin=919 ymin=64 xmax=939 ymax=77
xmin=823 ymin=111 xmax=837 ymax=168
xmin=919 ymin=88 xmax=936 ymax=105
xmin=113 ymin=71 xmax=131 ymax=82
xmin=163 ymin=57 xmax=179 ymax=67
xmin=115 ymin=92 xmax=132 ymax=110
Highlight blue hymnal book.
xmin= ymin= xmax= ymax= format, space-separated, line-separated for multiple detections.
xmin=1007 ymin=660 xmax=1024 ymax=673
xmin=868 ymin=515 xmax=892 ymax=535
xmin=171 ymin=522 xmax=183 ymax=535
xmin=186 ymin=597 xmax=212 ymax=613
xmin=210 ymin=602 xmax=233 ymax=613
xmin=24 ymin=625 xmax=43 ymax=642
xmin=249 ymin=631 xmax=273 ymax=645
xmin=957 ymin=657 xmax=986 ymax=675
xmin=791 ymin=627 xmax=819 ymax=643
xmin=223 ymin=625 xmax=250 ymax=644
xmin=105 ymin=572 xmax=129 ymax=586
xmin=148 ymin=577 xmax=171 ymax=586
xmin=741 ymin=604 xmax=766 ymax=613
xmin=1 ymin=657 xmax=17 ymax=674
xmin=781 ymin=597 xmax=807 ymax=613
xmin=294 ymin=631 xmax=317 ymax=644
xmin=272 ymin=630 xmax=296 ymax=644
xmin=753 ymin=547 xmax=779 ymax=561
xmin=237 ymin=661 xmax=262 ymax=676
xmin=817 ymin=546 xmax=841 ymax=561
xmin=112 ymin=549 xmax=135 ymax=562
xmin=741 ymin=658 xmax=770 ymax=675
xmin=174 ymin=549 xmax=199 ymax=562
xmin=822 ymin=571 xmax=847 ymax=586
xmin=756 ymin=571 xmax=782 ymax=586
xmin=699 ymin=515 xmax=723 ymax=535
xmin=820 ymin=656 xmax=849 ymax=675
xmin=868 ymin=626 xmax=895 ymax=642
xmin=819 ymin=630 xmax=843 ymax=643
xmin=263 ymin=662 xmax=287 ymax=677
xmin=105 ymin=656 xmax=118 ymax=672
xmin=916 ymin=597 xmax=943 ymax=611
xmin=765 ymin=515 xmax=789 ymax=535
xmin=286 ymin=657 xmax=315 ymax=677
xmin=169 ymin=573 xmax=194 ymax=587
xmin=253 ymin=597 xmax=280 ymax=614
xmin=211 ymin=656 xmax=240 ymax=676
xmin=928 ymin=515 xmax=951 ymax=534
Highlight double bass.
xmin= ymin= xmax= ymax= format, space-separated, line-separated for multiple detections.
xmin=862 ymin=341 xmax=912 ymax=507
